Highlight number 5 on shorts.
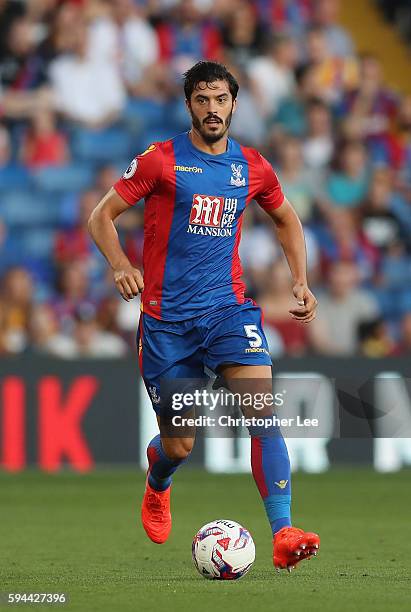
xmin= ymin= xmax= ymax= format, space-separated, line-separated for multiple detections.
xmin=244 ymin=324 xmax=262 ymax=348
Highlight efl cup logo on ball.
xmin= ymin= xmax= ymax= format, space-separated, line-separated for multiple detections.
xmin=192 ymin=519 xmax=255 ymax=580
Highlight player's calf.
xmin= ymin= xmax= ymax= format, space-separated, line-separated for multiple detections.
xmin=147 ymin=434 xmax=193 ymax=491
xmin=142 ymin=434 xmax=194 ymax=544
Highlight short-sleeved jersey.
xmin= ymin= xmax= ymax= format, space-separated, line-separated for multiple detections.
xmin=114 ymin=131 xmax=284 ymax=321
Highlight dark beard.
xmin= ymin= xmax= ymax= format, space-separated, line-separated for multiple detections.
xmin=190 ymin=108 xmax=233 ymax=144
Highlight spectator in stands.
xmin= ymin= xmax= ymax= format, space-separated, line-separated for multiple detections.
xmin=51 ymin=260 xmax=92 ymax=332
xmin=20 ymin=110 xmax=69 ymax=169
xmin=156 ymin=0 xmax=222 ymax=73
xmin=0 ymin=16 xmax=42 ymax=91
xmin=325 ymin=140 xmax=369 ymax=210
xmin=25 ymin=0 xmax=59 ymax=23
xmin=0 ymin=219 xmax=22 ymax=276
xmin=305 ymin=25 xmax=358 ymax=103
xmin=359 ymin=317 xmax=398 ymax=358
xmin=35 ymin=1 xmax=83 ymax=67
xmin=254 ymin=0 xmax=312 ymax=37
xmin=88 ymin=0 xmax=160 ymax=95
xmin=95 ymin=164 xmax=120 ymax=195
xmin=302 ymin=98 xmax=334 ymax=173
xmin=274 ymin=63 xmax=322 ymax=137
xmin=258 ymin=258 xmax=331 ymax=355
xmin=340 ymin=54 xmax=399 ymax=165
xmin=397 ymin=94 xmax=411 ymax=188
xmin=315 ymin=208 xmax=378 ymax=283
xmin=49 ymin=20 xmax=126 ymax=128
xmin=97 ymin=294 xmax=124 ymax=337
xmin=315 ymin=260 xmax=380 ymax=354
xmin=228 ymin=64 xmax=265 ymax=146
xmin=0 ymin=14 xmax=54 ymax=119
xmin=312 ymin=0 xmax=354 ymax=58
xmin=95 ymin=291 xmax=141 ymax=349
xmin=55 ymin=187 xmax=109 ymax=295
xmin=0 ymin=298 xmax=10 ymax=355
xmin=0 ymin=0 xmax=25 ymax=60
xmin=220 ymin=0 xmax=267 ymax=66
xmin=240 ymin=208 xmax=279 ymax=295
xmin=0 ymin=123 xmax=11 ymax=167
xmin=277 ymin=135 xmax=316 ymax=223
xmin=360 ymin=169 xmax=408 ymax=252
xmin=378 ymin=240 xmax=411 ymax=294
xmin=54 ymin=189 xmax=99 ymax=265
xmin=26 ymin=302 xmax=64 ymax=355
xmin=398 ymin=313 xmax=411 ymax=354
xmin=248 ymin=33 xmax=298 ymax=118
xmin=45 ymin=301 xmax=128 ymax=358
xmin=0 ymin=267 xmax=34 ymax=353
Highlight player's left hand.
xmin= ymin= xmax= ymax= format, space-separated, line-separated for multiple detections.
xmin=289 ymin=283 xmax=318 ymax=323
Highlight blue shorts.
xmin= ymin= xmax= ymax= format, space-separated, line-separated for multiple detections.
xmin=137 ymin=300 xmax=272 ymax=413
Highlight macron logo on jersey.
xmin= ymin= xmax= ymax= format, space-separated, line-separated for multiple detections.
xmin=188 ymin=194 xmax=238 ymax=237
xmin=174 ymin=165 xmax=203 ymax=173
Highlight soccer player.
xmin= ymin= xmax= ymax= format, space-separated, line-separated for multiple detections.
xmin=88 ymin=61 xmax=320 ymax=572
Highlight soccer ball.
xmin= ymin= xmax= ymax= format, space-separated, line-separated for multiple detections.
xmin=192 ymin=519 xmax=255 ymax=580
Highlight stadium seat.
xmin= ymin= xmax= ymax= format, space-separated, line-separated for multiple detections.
xmin=124 ymin=98 xmax=167 ymax=133
xmin=0 ymin=191 xmax=61 ymax=226
xmin=0 ymin=164 xmax=31 ymax=191
xmin=71 ymin=127 xmax=132 ymax=163
xmin=18 ymin=227 xmax=55 ymax=260
xmin=166 ymin=98 xmax=191 ymax=132
xmin=31 ymin=165 xmax=94 ymax=193
xmin=138 ymin=127 xmax=179 ymax=151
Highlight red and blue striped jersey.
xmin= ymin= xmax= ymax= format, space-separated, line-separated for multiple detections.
xmin=114 ymin=132 xmax=284 ymax=321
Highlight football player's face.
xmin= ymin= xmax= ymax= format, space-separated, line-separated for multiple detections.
xmin=187 ymin=80 xmax=236 ymax=144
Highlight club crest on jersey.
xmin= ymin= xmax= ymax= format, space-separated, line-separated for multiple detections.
xmin=148 ymin=386 xmax=161 ymax=405
xmin=123 ymin=158 xmax=138 ymax=179
xmin=230 ymin=163 xmax=246 ymax=187
xmin=188 ymin=195 xmax=238 ymax=237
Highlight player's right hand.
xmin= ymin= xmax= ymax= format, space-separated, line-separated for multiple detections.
xmin=113 ymin=266 xmax=144 ymax=301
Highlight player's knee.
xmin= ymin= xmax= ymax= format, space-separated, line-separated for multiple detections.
xmin=161 ymin=437 xmax=194 ymax=461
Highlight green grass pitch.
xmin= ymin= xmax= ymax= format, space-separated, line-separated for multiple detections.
xmin=1 ymin=468 xmax=410 ymax=612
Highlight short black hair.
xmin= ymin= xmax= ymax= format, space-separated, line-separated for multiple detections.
xmin=183 ymin=61 xmax=239 ymax=101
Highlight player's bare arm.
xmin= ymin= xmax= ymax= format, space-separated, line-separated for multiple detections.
xmin=267 ymin=197 xmax=318 ymax=323
xmin=88 ymin=188 xmax=144 ymax=301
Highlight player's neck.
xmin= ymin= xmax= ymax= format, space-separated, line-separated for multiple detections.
xmin=188 ymin=129 xmax=229 ymax=156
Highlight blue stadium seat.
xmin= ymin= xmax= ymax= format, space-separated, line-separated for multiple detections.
xmin=19 ymin=227 xmax=55 ymax=260
xmin=32 ymin=164 xmax=94 ymax=193
xmin=0 ymin=191 xmax=61 ymax=226
xmin=166 ymin=98 xmax=191 ymax=132
xmin=0 ymin=164 xmax=31 ymax=191
xmin=138 ymin=127 xmax=178 ymax=151
xmin=124 ymin=98 xmax=166 ymax=133
xmin=113 ymin=160 xmax=131 ymax=175
xmin=71 ymin=127 xmax=132 ymax=163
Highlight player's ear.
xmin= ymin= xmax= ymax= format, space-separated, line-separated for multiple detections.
xmin=232 ymin=98 xmax=237 ymax=114
xmin=185 ymin=98 xmax=191 ymax=113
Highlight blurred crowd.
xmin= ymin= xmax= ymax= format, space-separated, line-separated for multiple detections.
xmin=376 ymin=0 xmax=411 ymax=45
xmin=1 ymin=0 xmax=411 ymax=359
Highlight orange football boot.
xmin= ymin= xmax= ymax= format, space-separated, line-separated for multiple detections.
xmin=273 ymin=526 xmax=320 ymax=572
xmin=141 ymin=480 xmax=172 ymax=544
